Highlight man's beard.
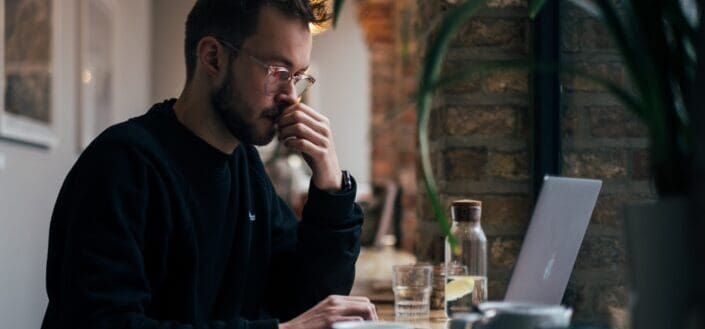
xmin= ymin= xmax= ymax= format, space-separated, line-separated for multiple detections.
xmin=211 ymin=73 xmax=281 ymax=146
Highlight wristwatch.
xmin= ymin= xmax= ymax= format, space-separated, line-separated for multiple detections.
xmin=341 ymin=170 xmax=353 ymax=191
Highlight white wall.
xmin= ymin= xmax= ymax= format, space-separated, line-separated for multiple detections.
xmin=0 ymin=0 xmax=151 ymax=327
xmin=151 ymin=0 xmax=194 ymax=102
xmin=151 ymin=0 xmax=371 ymax=190
xmin=310 ymin=0 xmax=371 ymax=190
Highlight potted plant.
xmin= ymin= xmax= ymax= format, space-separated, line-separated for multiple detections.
xmin=334 ymin=0 xmax=704 ymax=327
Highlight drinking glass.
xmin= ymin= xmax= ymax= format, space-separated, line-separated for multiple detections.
xmin=392 ymin=264 xmax=433 ymax=319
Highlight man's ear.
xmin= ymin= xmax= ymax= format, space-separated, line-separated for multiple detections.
xmin=196 ymin=36 xmax=227 ymax=79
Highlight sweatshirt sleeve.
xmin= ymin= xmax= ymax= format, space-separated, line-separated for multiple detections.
xmin=265 ymin=176 xmax=363 ymax=321
xmin=43 ymin=143 xmax=278 ymax=329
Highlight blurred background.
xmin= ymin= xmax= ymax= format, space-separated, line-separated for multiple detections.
xmin=0 ymin=0 xmax=685 ymax=328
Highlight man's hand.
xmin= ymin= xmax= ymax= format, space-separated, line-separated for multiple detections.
xmin=279 ymin=295 xmax=378 ymax=329
xmin=276 ymin=95 xmax=342 ymax=192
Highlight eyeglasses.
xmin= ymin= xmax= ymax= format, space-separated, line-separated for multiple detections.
xmin=216 ymin=38 xmax=316 ymax=97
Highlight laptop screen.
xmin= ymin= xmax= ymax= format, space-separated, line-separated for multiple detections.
xmin=504 ymin=176 xmax=602 ymax=305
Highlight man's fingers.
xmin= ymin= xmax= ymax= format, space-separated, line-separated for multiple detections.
xmin=278 ymin=123 xmax=328 ymax=148
xmin=283 ymin=296 xmax=378 ymax=329
xmin=320 ymin=295 xmax=369 ymax=306
xmin=277 ymin=110 xmax=329 ymax=138
xmin=330 ymin=315 xmax=364 ymax=323
xmin=332 ymin=300 xmax=378 ymax=321
xmin=341 ymin=296 xmax=372 ymax=303
xmin=280 ymin=100 xmax=328 ymax=123
xmin=283 ymin=136 xmax=326 ymax=158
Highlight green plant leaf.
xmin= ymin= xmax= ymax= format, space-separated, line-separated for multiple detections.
xmin=529 ymin=0 xmax=549 ymax=19
xmin=332 ymin=0 xmax=345 ymax=28
xmin=561 ymin=67 xmax=645 ymax=120
xmin=582 ymin=0 xmax=654 ymax=100
xmin=425 ymin=59 xmax=644 ymax=123
xmin=566 ymin=0 xmax=600 ymax=16
xmin=429 ymin=60 xmax=531 ymax=92
xmin=420 ymin=1 xmax=487 ymax=91
xmin=569 ymin=0 xmax=670 ymax=180
xmin=662 ymin=2 xmax=698 ymax=117
xmin=417 ymin=0 xmax=490 ymax=252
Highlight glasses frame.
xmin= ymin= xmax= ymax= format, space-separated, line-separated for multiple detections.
xmin=215 ymin=38 xmax=316 ymax=97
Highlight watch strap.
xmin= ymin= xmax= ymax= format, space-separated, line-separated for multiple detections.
xmin=341 ymin=170 xmax=353 ymax=191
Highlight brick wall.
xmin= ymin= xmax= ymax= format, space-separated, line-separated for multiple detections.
xmin=560 ymin=2 xmax=654 ymax=324
xmin=358 ymin=0 xmax=420 ymax=251
xmin=414 ymin=1 xmax=533 ymax=306
xmin=405 ymin=0 xmax=653 ymax=325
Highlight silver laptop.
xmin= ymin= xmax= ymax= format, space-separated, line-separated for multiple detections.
xmin=504 ymin=176 xmax=602 ymax=305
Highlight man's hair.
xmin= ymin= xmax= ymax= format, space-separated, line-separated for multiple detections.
xmin=184 ymin=0 xmax=330 ymax=82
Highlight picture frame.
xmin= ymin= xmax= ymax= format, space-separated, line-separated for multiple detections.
xmin=0 ymin=0 xmax=57 ymax=147
xmin=78 ymin=0 xmax=116 ymax=149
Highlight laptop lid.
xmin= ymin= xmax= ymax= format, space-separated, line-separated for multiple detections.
xmin=504 ymin=176 xmax=602 ymax=305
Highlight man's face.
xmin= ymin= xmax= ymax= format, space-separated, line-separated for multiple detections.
xmin=212 ymin=6 xmax=313 ymax=146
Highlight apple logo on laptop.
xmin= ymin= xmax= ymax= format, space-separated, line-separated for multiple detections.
xmin=543 ymin=252 xmax=556 ymax=281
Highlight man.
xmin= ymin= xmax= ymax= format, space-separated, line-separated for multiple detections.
xmin=41 ymin=1 xmax=377 ymax=328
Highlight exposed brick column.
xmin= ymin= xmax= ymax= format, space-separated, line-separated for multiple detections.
xmin=415 ymin=1 xmax=533 ymax=304
xmin=560 ymin=3 xmax=654 ymax=323
xmin=358 ymin=0 xmax=419 ymax=251
xmin=413 ymin=0 xmax=652 ymax=324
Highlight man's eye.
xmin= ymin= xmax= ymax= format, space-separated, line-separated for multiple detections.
xmin=273 ymin=70 xmax=290 ymax=81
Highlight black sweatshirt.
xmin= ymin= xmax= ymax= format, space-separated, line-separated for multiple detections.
xmin=42 ymin=99 xmax=363 ymax=329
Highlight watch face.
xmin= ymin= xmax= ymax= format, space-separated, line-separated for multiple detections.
xmin=342 ymin=170 xmax=352 ymax=190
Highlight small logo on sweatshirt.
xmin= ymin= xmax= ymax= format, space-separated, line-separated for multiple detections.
xmin=248 ymin=210 xmax=256 ymax=222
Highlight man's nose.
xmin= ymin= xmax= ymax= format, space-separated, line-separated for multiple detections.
xmin=279 ymin=80 xmax=298 ymax=100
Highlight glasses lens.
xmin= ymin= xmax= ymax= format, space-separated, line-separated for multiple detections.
xmin=271 ymin=69 xmax=290 ymax=82
xmin=263 ymin=66 xmax=314 ymax=97
xmin=294 ymin=78 xmax=313 ymax=97
xmin=265 ymin=76 xmax=313 ymax=97
xmin=264 ymin=69 xmax=288 ymax=95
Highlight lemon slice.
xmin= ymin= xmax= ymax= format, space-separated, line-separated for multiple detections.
xmin=445 ymin=277 xmax=475 ymax=301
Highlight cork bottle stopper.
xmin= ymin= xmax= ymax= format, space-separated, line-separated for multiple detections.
xmin=451 ymin=199 xmax=482 ymax=222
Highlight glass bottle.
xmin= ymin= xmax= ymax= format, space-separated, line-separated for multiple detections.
xmin=444 ymin=199 xmax=487 ymax=317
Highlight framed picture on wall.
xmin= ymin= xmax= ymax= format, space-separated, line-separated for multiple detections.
xmin=0 ymin=0 xmax=57 ymax=147
xmin=79 ymin=0 xmax=116 ymax=149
